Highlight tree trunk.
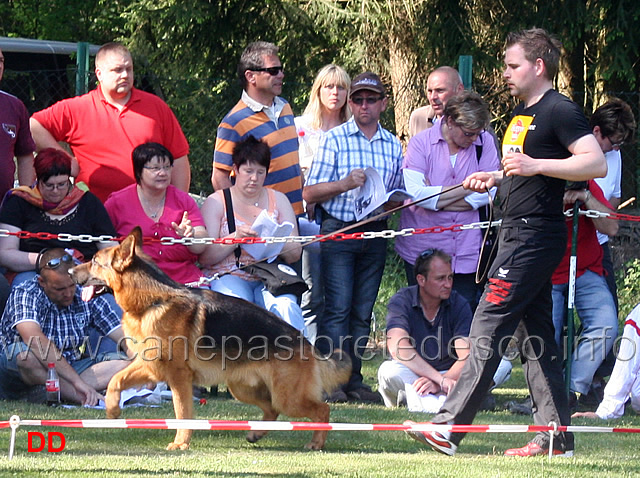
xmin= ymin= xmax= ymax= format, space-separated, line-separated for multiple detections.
xmin=388 ymin=30 xmax=423 ymax=147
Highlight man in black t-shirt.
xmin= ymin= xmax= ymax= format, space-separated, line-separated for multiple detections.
xmin=405 ymin=28 xmax=606 ymax=458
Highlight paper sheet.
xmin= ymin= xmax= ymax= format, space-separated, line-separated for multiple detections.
xmin=241 ymin=209 xmax=294 ymax=261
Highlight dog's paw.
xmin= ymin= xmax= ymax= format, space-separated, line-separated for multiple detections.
xmin=304 ymin=440 xmax=325 ymax=451
xmin=166 ymin=442 xmax=190 ymax=451
xmin=105 ymin=407 xmax=121 ymax=419
xmin=246 ymin=430 xmax=267 ymax=443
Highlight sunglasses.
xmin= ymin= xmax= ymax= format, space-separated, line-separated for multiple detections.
xmin=420 ymin=249 xmax=436 ymax=259
xmin=351 ymin=96 xmax=383 ymax=106
xmin=414 ymin=249 xmax=437 ymax=278
xmin=36 ymin=250 xmax=74 ymax=274
xmin=251 ymin=65 xmax=284 ymax=76
xmin=44 ymin=254 xmax=73 ymax=269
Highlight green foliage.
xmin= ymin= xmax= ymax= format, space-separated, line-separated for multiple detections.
xmin=616 ymin=258 xmax=640 ymax=321
xmin=0 ymin=0 xmax=130 ymax=43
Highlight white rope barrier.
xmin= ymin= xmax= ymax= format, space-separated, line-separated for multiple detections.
xmin=4 ymin=415 xmax=640 ymax=459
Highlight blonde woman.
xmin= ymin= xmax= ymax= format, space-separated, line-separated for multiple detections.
xmin=295 ymin=64 xmax=351 ymax=344
xmin=295 ymin=64 xmax=351 ymax=178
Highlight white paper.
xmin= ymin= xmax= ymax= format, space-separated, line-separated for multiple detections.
xmin=405 ymin=383 xmax=447 ymax=413
xmin=354 ymin=167 xmax=413 ymax=220
xmin=241 ymin=209 xmax=294 ymax=261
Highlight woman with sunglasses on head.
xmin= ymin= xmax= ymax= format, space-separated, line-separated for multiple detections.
xmin=395 ymin=90 xmax=500 ymax=312
xmin=104 ymin=142 xmax=207 ymax=285
xmin=294 ymin=64 xmax=351 ymax=344
xmin=0 ymin=148 xmax=117 ymax=287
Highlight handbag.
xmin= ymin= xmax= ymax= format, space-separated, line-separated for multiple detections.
xmin=245 ymin=260 xmax=308 ymax=297
xmin=223 ymin=188 xmax=307 ymax=297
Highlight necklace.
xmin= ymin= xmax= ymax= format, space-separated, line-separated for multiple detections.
xmin=139 ymin=191 xmax=166 ymax=219
xmin=238 ymin=189 xmax=263 ymax=208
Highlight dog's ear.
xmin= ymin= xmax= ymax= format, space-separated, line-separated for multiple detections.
xmin=113 ymin=228 xmax=141 ymax=271
xmin=130 ymin=226 xmax=144 ymax=248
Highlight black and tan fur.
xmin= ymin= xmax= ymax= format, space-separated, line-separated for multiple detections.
xmin=71 ymin=228 xmax=351 ymax=450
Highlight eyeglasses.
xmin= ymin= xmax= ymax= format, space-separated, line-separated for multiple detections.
xmin=40 ymin=180 xmax=70 ymax=192
xmin=143 ymin=165 xmax=173 ymax=174
xmin=456 ymin=124 xmax=484 ymax=138
xmin=251 ymin=66 xmax=284 ymax=76
xmin=351 ymin=96 xmax=383 ymax=106
xmin=608 ymin=137 xmax=625 ymax=149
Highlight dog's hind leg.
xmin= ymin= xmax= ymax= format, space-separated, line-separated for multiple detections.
xmin=228 ymin=381 xmax=278 ymax=444
xmin=165 ymin=367 xmax=194 ymax=451
xmin=105 ymin=359 xmax=152 ymax=419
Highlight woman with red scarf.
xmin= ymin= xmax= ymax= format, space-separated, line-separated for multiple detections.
xmin=0 ymin=148 xmax=117 ymax=286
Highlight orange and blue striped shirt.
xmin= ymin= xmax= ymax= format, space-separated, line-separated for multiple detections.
xmin=213 ymin=96 xmax=303 ymax=215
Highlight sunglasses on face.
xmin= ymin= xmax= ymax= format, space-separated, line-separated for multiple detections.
xmin=351 ymin=96 xmax=383 ymax=106
xmin=251 ymin=66 xmax=284 ymax=76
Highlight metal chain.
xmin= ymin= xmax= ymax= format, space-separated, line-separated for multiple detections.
xmin=2 ymin=210 xmax=639 ymax=247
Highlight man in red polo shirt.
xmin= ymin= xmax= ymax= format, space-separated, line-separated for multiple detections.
xmin=30 ymin=42 xmax=190 ymax=202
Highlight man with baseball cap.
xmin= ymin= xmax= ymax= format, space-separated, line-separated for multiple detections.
xmin=304 ymin=72 xmax=403 ymax=403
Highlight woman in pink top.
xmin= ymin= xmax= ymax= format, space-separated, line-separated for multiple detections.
xmin=105 ymin=142 xmax=206 ymax=285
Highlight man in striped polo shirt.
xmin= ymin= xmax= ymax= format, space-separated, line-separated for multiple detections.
xmin=211 ymin=41 xmax=304 ymax=215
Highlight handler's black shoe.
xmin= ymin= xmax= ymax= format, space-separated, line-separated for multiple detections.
xmin=347 ymin=388 xmax=382 ymax=404
xmin=325 ymin=389 xmax=348 ymax=403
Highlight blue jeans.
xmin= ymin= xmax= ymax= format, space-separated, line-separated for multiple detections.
xmin=299 ymin=218 xmax=323 ymax=345
xmin=209 ymin=274 xmax=308 ymax=339
xmin=316 ymin=217 xmax=387 ymax=392
xmin=552 ymin=270 xmax=618 ymax=395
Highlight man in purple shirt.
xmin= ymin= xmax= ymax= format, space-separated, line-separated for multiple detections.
xmin=0 ymin=47 xmax=36 ymax=201
xmin=395 ymin=91 xmax=499 ymax=310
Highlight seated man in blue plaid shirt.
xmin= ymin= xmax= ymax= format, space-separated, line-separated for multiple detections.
xmin=0 ymin=248 xmax=130 ymax=405
xmin=304 ymin=71 xmax=404 ymax=403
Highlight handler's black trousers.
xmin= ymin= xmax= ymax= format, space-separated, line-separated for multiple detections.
xmin=433 ymin=221 xmax=574 ymax=452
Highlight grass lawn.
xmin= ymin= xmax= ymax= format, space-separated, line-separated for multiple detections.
xmin=1 ymin=352 xmax=639 ymax=477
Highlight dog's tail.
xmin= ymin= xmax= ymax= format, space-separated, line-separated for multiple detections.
xmin=317 ymin=349 xmax=352 ymax=394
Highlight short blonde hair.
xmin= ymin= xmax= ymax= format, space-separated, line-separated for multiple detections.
xmin=303 ymin=64 xmax=352 ymax=130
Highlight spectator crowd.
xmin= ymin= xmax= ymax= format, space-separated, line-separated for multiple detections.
xmin=0 ymin=30 xmax=638 ymax=458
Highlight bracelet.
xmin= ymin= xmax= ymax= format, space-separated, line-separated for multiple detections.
xmin=440 ymin=376 xmax=446 ymax=388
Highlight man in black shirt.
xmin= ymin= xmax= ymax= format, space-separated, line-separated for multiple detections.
xmin=405 ymin=28 xmax=606 ymax=458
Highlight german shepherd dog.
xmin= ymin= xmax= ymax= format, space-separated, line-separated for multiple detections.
xmin=71 ymin=228 xmax=351 ymax=450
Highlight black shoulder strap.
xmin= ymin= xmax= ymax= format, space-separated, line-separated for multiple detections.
xmin=475 ymin=136 xmax=483 ymax=164
xmin=222 ymin=188 xmax=241 ymax=267
xmin=475 ymin=136 xmax=489 ymax=222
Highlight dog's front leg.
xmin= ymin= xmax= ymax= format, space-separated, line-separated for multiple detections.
xmin=165 ymin=368 xmax=194 ymax=451
xmin=105 ymin=359 xmax=151 ymax=419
